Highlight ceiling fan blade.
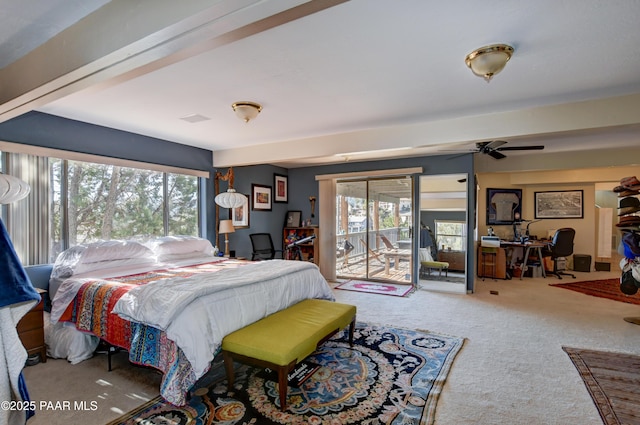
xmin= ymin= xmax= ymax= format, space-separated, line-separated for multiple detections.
xmin=487 ymin=150 xmax=507 ymax=159
xmin=485 ymin=140 xmax=507 ymax=150
xmin=496 ymin=145 xmax=545 ymax=151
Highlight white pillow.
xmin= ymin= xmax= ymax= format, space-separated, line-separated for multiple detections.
xmin=419 ymin=248 xmax=434 ymax=262
xmin=81 ymin=240 xmax=154 ymax=264
xmin=148 ymin=236 xmax=214 ymax=256
xmin=51 ymin=240 xmax=156 ymax=279
xmin=73 ymin=257 xmax=159 ymax=276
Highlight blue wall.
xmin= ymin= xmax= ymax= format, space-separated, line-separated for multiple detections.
xmin=0 ymin=111 xmax=218 ymax=242
xmin=222 ymin=164 xmax=289 ymax=259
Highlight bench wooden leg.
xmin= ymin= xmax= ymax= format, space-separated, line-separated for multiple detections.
xmin=348 ymin=316 xmax=356 ymax=346
xmin=222 ymin=351 xmax=235 ymax=391
xmin=277 ymin=360 xmax=296 ymax=411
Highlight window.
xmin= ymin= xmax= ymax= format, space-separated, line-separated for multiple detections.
xmin=5 ymin=151 xmax=200 ymax=264
xmin=435 ymin=220 xmax=466 ymax=251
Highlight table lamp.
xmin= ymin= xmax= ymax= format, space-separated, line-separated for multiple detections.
xmin=219 ymin=219 xmax=235 ymax=257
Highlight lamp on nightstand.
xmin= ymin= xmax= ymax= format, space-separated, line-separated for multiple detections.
xmin=219 ymin=219 xmax=235 ymax=257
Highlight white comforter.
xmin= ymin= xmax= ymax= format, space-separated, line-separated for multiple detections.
xmin=52 ymin=260 xmax=334 ymax=378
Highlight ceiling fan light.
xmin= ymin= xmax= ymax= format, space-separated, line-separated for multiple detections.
xmin=232 ymin=101 xmax=262 ymax=123
xmin=465 ymin=44 xmax=514 ymax=82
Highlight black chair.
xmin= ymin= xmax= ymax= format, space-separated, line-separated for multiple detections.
xmin=542 ymin=228 xmax=576 ymax=279
xmin=249 ymin=233 xmax=283 ymax=261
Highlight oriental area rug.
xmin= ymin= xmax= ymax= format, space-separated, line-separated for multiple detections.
xmin=335 ymin=280 xmax=415 ymax=297
xmin=109 ymin=323 xmax=464 ymax=425
xmin=563 ymin=347 xmax=640 ymax=425
xmin=550 ymin=278 xmax=640 ymax=305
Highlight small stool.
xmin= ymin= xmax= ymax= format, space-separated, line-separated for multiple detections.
xmin=480 ymin=247 xmax=498 ymax=280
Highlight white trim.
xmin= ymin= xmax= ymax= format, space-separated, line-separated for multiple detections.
xmin=315 ymin=167 xmax=423 ymax=181
xmin=0 ymin=140 xmax=210 ymax=178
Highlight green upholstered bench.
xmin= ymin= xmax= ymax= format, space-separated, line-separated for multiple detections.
xmin=420 ymin=260 xmax=449 ymax=278
xmin=221 ymin=299 xmax=356 ymax=411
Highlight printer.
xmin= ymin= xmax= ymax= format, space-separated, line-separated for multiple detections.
xmin=480 ymin=236 xmax=500 ymax=248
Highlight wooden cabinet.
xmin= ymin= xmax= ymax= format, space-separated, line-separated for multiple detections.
xmin=17 ymin=289 xmax=46 ymax=363
xmin=437 ymin=250 xmax=466 ymax=271
xmin=477 ymin=247 xmax=507 ymax=279
xmin=283 ymin=227 xmax=319 ymax=265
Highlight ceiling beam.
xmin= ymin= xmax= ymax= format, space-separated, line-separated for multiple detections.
xmin=213 ymin=93 xmax=640 ymax=167
xmin=0 ymin=0 xmax=348 ymax=123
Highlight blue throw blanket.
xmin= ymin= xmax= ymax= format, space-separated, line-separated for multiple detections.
xmin=0 ymin=218 xmax=40 ymax=423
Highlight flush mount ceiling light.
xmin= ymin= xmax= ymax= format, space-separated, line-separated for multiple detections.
xmin=465 ymin=44 xmax=514 ymax=82
xmin=232 ymin=101 xmax=262 ymax=123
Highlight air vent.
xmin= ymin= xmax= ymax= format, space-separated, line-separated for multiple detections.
xmin=180 ymin=114 xmax=210 ymax=123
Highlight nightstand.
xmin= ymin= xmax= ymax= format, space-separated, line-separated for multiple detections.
xmin=17 ymin=288 xmax=47 ymax=363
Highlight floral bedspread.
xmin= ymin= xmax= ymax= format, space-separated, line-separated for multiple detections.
xmin=68 ymin=260 xmax=250 ymax=405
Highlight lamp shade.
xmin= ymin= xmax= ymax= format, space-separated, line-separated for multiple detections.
xmin=215 ymin=189 xmax=248 ymax=209
xmin=219 ymin=219 xmax=235 ymax=234
xmin=0 ymin=173 xmax=31 ymax=204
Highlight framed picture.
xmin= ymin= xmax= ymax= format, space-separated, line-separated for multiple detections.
xmin=229 ymin=194 xmax=250 ymax=228
xmin=285 ymin=210 xmax=302 ymax=228
xmin=252 ymin=184 xmax=272 ymax=211
xmin=487 ymin=188 xmax=523 ymax=225
xmin=274 ymin=174 xmax=288 ymax=203
xmin=535 ymin=190 xmax=584 ymax=219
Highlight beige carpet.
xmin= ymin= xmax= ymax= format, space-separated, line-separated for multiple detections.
xmin=23 ymin=270 xmax=640 ymax=425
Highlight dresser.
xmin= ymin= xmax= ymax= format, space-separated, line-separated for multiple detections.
xmin=17 ymin=289 xmax=47 ymax=363
xmin=437 ymin=250 xmax=466 ymax=272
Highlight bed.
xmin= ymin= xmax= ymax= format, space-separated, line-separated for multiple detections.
xmin=47 ymin=236 xmax=334 ymax=405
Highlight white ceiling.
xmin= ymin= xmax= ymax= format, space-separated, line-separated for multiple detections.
xmin=2 ymin=0 xmax=640 ymax=169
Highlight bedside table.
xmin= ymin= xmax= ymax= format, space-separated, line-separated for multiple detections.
xmin=17 ymin=288 xmax=47 ymax=363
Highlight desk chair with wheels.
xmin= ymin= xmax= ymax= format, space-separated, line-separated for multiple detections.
xmin=249 ymin=233 xmax=283 ymax=260
xmin=542 ymin=228 xmax=576 ymax=279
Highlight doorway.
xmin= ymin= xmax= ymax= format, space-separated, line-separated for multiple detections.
xmin=419 ymin=174 xmax=468 ymax=293
xmin=335 ymin=176 xmax=413 ymax=283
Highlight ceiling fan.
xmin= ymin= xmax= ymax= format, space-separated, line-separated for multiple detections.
xmin=443 ymin=140 xmax=545 ymax=159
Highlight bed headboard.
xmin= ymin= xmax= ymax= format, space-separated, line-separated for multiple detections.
xmin=24 ymin=264 xmax=53 ymax=312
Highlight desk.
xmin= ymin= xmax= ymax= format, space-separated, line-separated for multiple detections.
xmin=383 ymin=250 xmax=411 ymax=275
xmin=500 ymin=241 xmax=548 ymax=280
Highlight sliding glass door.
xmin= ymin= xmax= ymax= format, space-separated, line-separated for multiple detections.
xmin=336 ymin=176 xmax=413 ymax=283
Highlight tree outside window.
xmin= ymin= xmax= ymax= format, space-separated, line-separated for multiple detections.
xmin=435 ymin=220 xmax=465 ymax=251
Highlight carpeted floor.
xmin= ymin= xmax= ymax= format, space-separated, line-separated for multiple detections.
xmin=108 ymin=323 xmax=464 ymax=425
xmin=563 ymin=347 xmax=640 ymax=425
xmin=550 ymin=278 xmax=640 ymax=305
xmin=335 ymin=280 xmax=414 ymax=297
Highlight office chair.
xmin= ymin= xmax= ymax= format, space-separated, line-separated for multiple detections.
xmin=542 ymin=228 xmax=576 ymax=279
xmin=249 ymin=233 xmax=283 ymax=260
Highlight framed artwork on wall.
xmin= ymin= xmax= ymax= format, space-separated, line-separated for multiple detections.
xmin=486 ymin=188 xmax=523 ymax=225
xmin=274 ymin=174 xmax=288 ymax=203
xmin=285 ymin=210 xmax=302 ymax=228
xmin=229 ymin=194 xmax=250 ymax=227
xmin=534 ymin=190 xmax=584 ymax=219
xmin=252 ymin=184 xmax=272 ymax=211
